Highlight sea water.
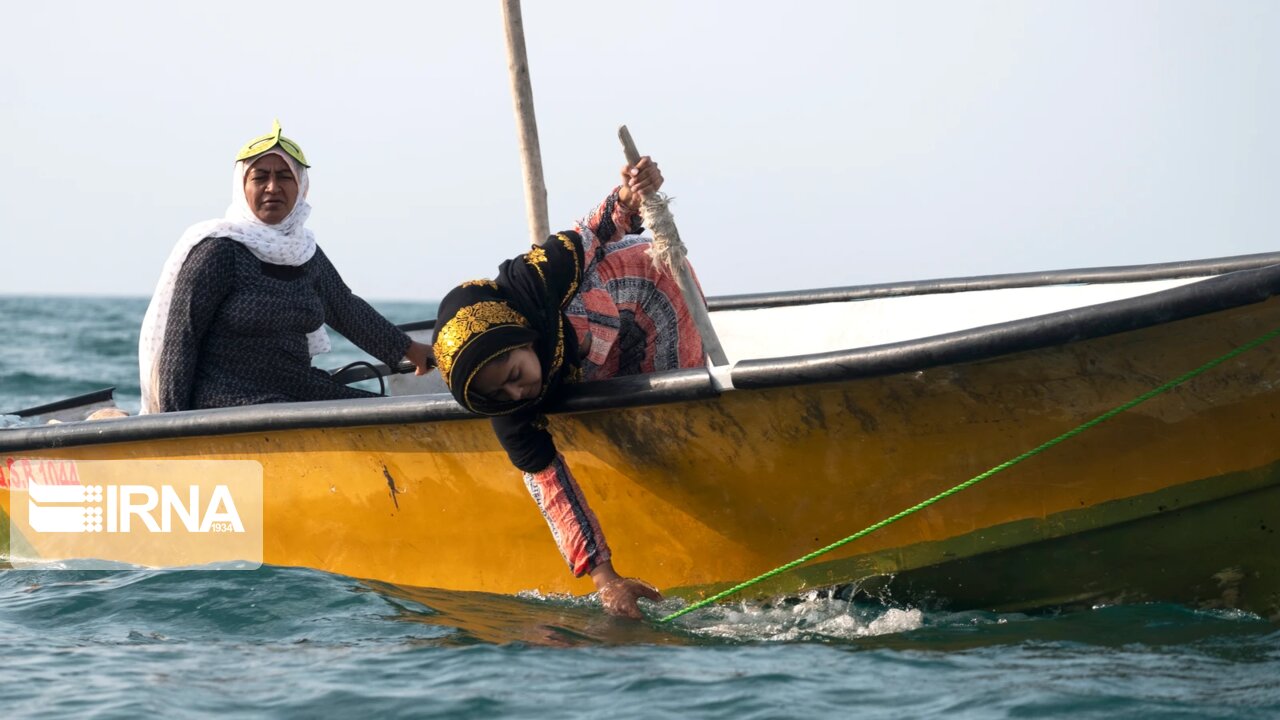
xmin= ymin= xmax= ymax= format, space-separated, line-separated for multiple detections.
xmin=1 ymin=296 xmax=1277 ymax=719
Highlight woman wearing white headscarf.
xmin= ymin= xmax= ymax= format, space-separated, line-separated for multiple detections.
xmin=138 ymin=121 xmax=432 ymax=414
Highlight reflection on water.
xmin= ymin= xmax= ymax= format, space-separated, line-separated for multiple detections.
xmin=367 ymin=577 xmax=1278 ymax=654
xmin=366 ymin=581 xmax=690 ymax=647
xmin=372 ymin=583 xmax=930 ymax=647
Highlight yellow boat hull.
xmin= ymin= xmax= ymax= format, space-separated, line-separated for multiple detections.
xmin=4 ymin=293 xmax=1279 ymax=619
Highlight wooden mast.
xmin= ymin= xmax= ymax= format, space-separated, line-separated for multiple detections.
xmin=500 ymin=0 xmax=550 ymax=246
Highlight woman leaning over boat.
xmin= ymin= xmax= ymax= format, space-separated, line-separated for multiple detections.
xmin=432 ymin=157 xmax=705 ymax=618
xmin=138 ymin=121 xmax=433 ymax=414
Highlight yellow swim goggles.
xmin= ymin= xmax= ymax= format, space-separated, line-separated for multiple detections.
xmin=235 ymin=119 xmax=310 ymax=168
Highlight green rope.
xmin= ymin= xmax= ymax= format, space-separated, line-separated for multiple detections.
xmin=659 ymin=325 xmax=1280 ymax=623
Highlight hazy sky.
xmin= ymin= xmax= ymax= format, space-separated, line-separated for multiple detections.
xmin=2 ymin=1 xmax=1277 ymax=301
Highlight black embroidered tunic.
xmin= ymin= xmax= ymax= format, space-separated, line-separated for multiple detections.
xmin=430 ymin=191 xmax=704 ymax=577
xmin=155 ymin=236 xmax=411 ymax=412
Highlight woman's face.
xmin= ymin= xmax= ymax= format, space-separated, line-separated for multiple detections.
xmin=472 ymin=345 xmax=544 ymax=403
xmin=243 ymin=153 xmax=299 ymax=224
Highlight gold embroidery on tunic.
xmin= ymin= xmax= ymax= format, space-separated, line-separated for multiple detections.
xmin=525 ymin=246 xmax=548 ymax=287
xmin=433 ymin=301 xmax=528 ymax=384
xmin=460 ymin=278 xmax=497 ymax=289
xmin=555 ymin=233 xmax=580 ymax=308
xmin=557 ymin=233 xmax=576 ymax=254
xmin=547 ymin=317 xmax=566 ymax=381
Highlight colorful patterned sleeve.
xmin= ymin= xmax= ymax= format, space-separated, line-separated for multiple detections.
xmin=521 ymin=453 xmax=612 ymax=577
xmin=573 ymin=187 xmax=644 ymax=264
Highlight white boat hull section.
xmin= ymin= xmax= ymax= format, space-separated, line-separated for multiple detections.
xmin=710 ymin=277 xmax=1205 ymax=362
xmin=388 ymin=276 xmax=1205 ymax=395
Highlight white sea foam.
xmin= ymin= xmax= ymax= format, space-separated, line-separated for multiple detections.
xmin=677 ymin=591 xmax=924 ymax=642
xmin=514 ymin=587 xmax=926 ymax=642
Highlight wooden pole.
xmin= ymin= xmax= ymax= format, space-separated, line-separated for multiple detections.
xmin=617 ymin=126 xmax=730 ymax=366
xmin=501 ymin=0 xmax=550 ymax=246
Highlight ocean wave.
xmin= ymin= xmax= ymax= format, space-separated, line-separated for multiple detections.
xmin=0 ymin=565 xmax=1275 ymax=718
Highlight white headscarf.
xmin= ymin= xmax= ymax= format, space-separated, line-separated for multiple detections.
xmin=137 ymin=148 xmax=330 ymax=414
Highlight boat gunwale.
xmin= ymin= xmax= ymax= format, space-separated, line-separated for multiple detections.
xmin=387 ymin=251 xmax=1280 ymax=333
xmin=707 ymin=250 xmax=1280 ymax=311
xmin=3 ymin=254 xmax=1280 ymax=452
xmin=0 ymin=369 xmax=720 ymax=452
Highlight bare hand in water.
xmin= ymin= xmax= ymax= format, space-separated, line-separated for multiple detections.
xmin=590 ymin=560 xmax=662 ymax=620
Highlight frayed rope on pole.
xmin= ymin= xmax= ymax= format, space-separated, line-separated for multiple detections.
xmin=637 ymin=192 xmax=688 ymax=288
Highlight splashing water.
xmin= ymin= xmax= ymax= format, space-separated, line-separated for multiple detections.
xmin=673 ymin=590 xmax=925 ymax=643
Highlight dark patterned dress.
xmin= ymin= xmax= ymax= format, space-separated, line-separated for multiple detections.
xmin=155 ymin=237 xmax=411 ymax=412
xmin=431 ymin=189 xmax=707 ymax=578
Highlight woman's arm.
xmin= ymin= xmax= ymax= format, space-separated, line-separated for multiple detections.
xmin=155 ymin=238 xmax=236 ymax=412
xmin=516 ymin=158 xmax=667 ymax=313
xmin=523 ymin=453 xmax=662 ymax=619
xmin=312 ymin=246 xmax=431 ymax=373
xmin=521 ymin=453 xmax=612 ymax=578
xmin=494 ymin=411 xmax=663 ymax=618
xmin=571 ymin=157 xmax=664 ymax=259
